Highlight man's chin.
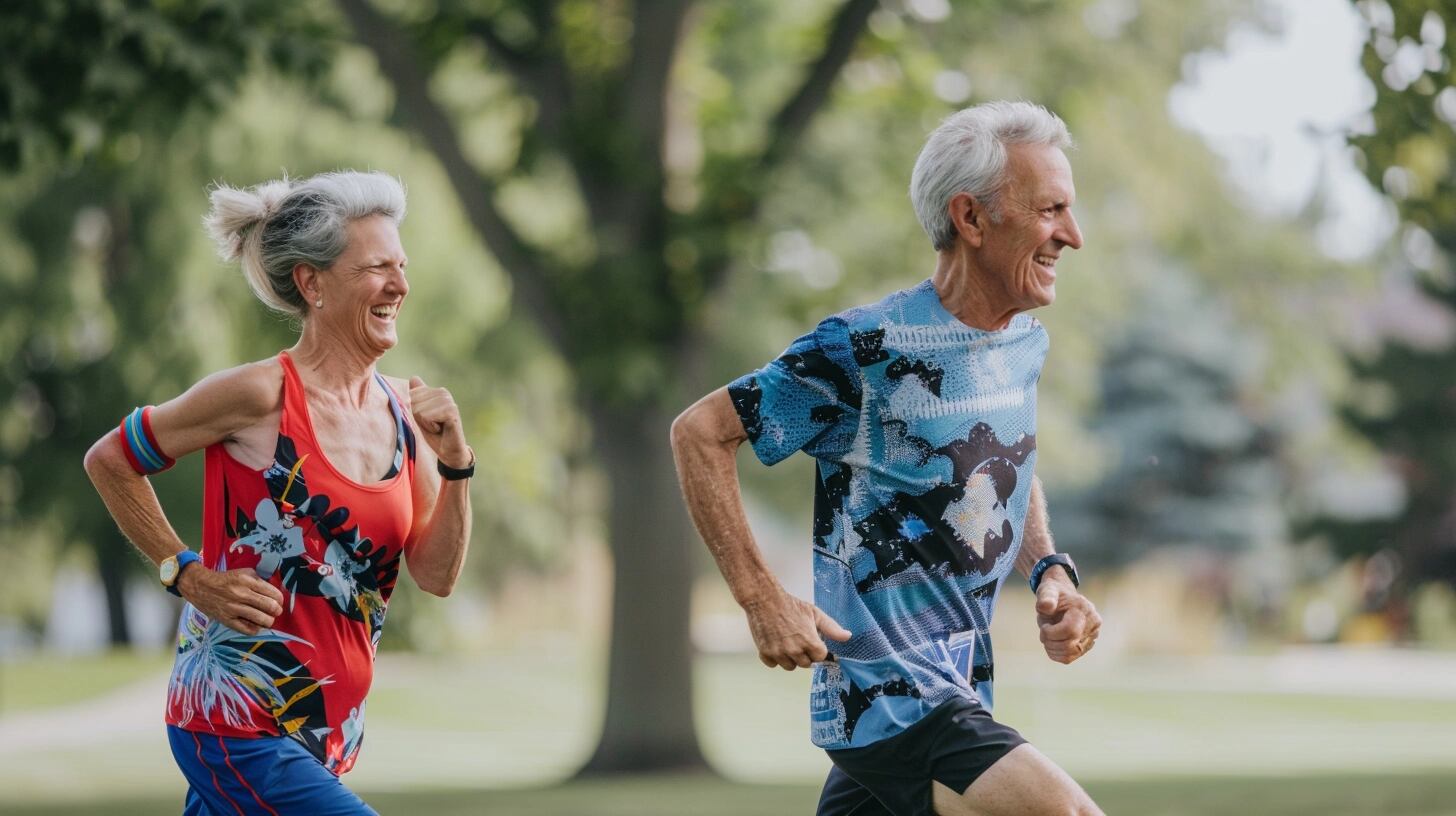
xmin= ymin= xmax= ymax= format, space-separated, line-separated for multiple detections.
xmin=1026 ymin=286 xmax=1055 ymax=309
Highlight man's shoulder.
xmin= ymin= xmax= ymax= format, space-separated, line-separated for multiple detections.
xmin=818 ymin=280 xmax=934 ymax=334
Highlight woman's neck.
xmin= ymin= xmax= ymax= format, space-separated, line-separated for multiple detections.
xmin=289 ymin=325 xmax=380 ymax=407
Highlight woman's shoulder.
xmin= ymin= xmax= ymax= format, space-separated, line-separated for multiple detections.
xmin=188 ymin=357 xmax=285 ymax=416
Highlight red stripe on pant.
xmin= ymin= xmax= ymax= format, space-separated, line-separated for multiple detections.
xmin=192 ymin=731 xmax=245 ymax=816
xmin=217 ymin=735 xmax=280 ymax=816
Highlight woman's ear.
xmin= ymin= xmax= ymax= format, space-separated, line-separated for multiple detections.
xmin=294 ymin=262 xmax=322 ymax=307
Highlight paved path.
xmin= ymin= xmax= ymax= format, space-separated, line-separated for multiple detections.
xmin=3 ymin=646 xmax=1451 ymax=755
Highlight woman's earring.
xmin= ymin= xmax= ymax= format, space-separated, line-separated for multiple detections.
xmin=315 ymin=299 xmax=323 ymax=309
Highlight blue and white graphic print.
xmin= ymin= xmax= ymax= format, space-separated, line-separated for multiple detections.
xmin=729 ymin=279 xmax=1047 ymax=750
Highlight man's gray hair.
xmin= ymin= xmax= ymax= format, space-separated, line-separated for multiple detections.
xmin=910 ymin=101 xmax=1073 ymax=251
xmin=204 ymin=171 xmax=407 ymax=317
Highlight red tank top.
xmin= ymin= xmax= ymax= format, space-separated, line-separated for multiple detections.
xmin=165 ymin=351 xmax=416 ymax=775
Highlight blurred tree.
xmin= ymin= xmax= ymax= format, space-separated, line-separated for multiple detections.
xmin=0 ymin=0 xmax=331 ymax=646
xmin=332 ymin=0 xmax=892 ymax=773
xmin=324 ymin=0 xmax=1323 ymax=772
xmin=1 ymin=0 xmax=1359 ymax=776
xmin=1050 ymin=272 xmax=1285 ymax=568
xmin=0 ymin=141 xmax=207 ymax=645
xmin=1319 ymin=1 xmax=1456 ymax=590
xmin=0 ymin=0 xmax=329 ymax=169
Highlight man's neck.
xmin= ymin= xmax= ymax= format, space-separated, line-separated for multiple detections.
xmin=931 ymin=250 xmax=1019 ymax=331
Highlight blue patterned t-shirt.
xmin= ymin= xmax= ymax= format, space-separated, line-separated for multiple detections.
xmin=729 ymin=279 xmax=1047 ymax=750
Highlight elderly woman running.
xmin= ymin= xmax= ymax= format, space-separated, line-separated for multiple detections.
xmin=84 ymin=171 xmax=474 ymax=815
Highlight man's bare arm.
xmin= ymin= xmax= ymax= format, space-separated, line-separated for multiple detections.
xmin=1016 ymin=475 xmax=1064 ymax=578
xmin=1017 ymin=475 xmax=1101 ymax=664
xmin=669 ymin=387 xmax=850 ymax=671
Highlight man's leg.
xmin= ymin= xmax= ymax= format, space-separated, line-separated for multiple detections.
xmin=930 ymin=744 xmax=1101 ymax=816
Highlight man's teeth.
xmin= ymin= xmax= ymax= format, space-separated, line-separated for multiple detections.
xmin=1035 ymin=255 xmax=1056 ymax=266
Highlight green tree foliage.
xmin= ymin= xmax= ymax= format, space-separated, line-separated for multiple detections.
xmin=0 ymin=138 xmax=209 ymax=645
xmin=331 ymin=0 xmax=1357 ymax=771
xmin=1051 ymin=272 xmax=1285 ymax=568
xmin=1322 ymin=1 xmax=1456 ymax=587
xmin=0 ymin=0 xmax=330 ymax=169
xmin=0 ymin=0 xmax=1366 ymax=774
xmin=0 ymin=0 xmax=332 ymax=646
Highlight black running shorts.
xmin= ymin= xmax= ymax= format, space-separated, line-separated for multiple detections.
xmin=822 ymin=696 xmax=1026 ymax=816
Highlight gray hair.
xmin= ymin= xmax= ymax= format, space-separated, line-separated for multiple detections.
xmin=204 ymin=171 xmax=407 ymax=317
xmin=910 ymin=101 xmax=1073 ymax=251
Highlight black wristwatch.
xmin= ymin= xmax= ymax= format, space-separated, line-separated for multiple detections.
xmin=1029 ymin=553 xmax=1079 ymax=593
xmin=437 ymin=449 xmax=476 ymax=481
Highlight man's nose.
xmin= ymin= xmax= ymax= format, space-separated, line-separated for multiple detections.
xmin=1057 ymin=210 xmax=1083 ymax=251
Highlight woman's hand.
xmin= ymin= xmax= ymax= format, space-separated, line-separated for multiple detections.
xmin=408 ymin=376 xmax=471 ymax=469
xmin=177 ymin=566 xmax=285 ymax=636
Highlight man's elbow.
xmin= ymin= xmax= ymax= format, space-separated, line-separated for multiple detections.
xmin=670 ymin=396 xmax=737 ymax=453
xmin=669 ymin=407 xmax=697 ymax=453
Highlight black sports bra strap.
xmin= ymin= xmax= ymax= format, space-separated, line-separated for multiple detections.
xmin=375 ymin=373 xmax=409 ymax=480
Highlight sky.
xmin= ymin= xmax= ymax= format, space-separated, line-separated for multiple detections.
xmin=1168 ymin=0 xmax=1396 ymax=260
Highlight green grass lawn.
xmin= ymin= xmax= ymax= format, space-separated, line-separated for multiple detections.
xmin=0 ymin=649 xmax=172 ymax=713
xmin=2 ymin=646 xmax=1454 ymax=814
xmin=4 ymin=771 xmax=1456 ymax=816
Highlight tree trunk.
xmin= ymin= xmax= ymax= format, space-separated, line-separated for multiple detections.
xmin=96 ymin=536 xmax=133 ymax=647
xmin=578 ymin=404 xmax=709 ymax=774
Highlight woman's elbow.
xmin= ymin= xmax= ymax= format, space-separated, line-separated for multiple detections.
xmin=418 ymin=575 xmax=457 ymax=598
xmin=83 ymin=434 xmax=121 ymax=482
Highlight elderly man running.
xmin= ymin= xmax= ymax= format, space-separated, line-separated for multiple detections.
xmin=671 ymin=101 xmax=1103 ymax=816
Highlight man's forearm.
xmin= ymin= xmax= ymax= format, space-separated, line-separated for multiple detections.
xmin=1016 ymin=475 xmax=1056 ymax=578
xmin=670 ymin=405 xmax=781 ymax=608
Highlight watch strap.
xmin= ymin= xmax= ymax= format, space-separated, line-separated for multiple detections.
xmin=164 ymin=550 xmax=202 ymax=597
xmin=437 ymin=449 xmax=475 ymax=481
xmin=1029 ymin=553 xmax=1079 ymax=594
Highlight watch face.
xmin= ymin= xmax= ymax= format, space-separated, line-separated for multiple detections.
xmin=160 ymin=557 xmax=179 ymax=585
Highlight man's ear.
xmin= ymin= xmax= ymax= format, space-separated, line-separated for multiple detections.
xmin=949 ymin=192 xmax=986 ymax=248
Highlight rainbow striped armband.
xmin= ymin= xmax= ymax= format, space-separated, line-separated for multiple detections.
xmin=118 ymin=406 xmax=175 ymax=475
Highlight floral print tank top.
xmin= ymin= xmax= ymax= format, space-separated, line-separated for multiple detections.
xmin=165 ymin=351 xmax=416 ymax=775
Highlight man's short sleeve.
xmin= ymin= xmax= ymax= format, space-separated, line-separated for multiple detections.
xmin=727 ymin=317 xmax=861 ymax=466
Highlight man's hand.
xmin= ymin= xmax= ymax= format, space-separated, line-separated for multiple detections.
xmin=177 ymin=566 xmax=285 ymax=636
xmin=744 ymin=589 xmax=852 ymax=671
xmin=1036 ymin=571 xmax=1101 ymax=664
xmin=409 ymin=376 xmax=471 ymax=469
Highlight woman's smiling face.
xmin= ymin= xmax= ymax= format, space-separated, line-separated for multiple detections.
xmin=314 ymin=214 xmax=409 ymax=354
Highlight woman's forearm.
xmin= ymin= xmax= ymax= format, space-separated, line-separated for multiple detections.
xmin=406 ymin=479 xmax=472 ymax=596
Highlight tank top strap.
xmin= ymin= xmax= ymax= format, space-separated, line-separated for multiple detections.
xmin=276 ymin=350 xmax=309 ymax=439
xmin=375 ymin=373 xmax=416 ymax=479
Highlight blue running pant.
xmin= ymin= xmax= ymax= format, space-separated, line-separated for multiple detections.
xmin=167 ymin=726 xmax=377 ymax=816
